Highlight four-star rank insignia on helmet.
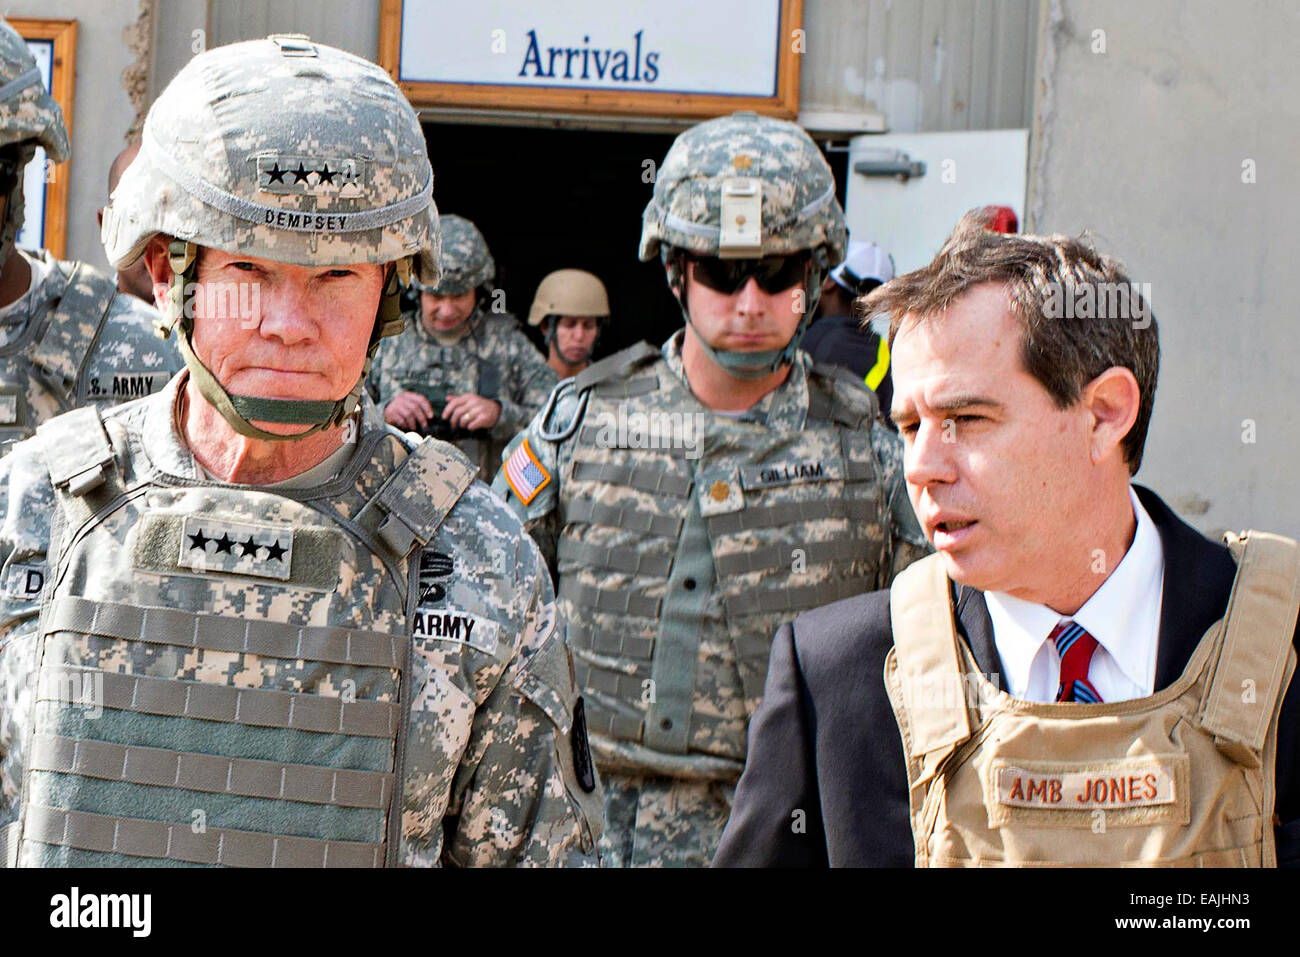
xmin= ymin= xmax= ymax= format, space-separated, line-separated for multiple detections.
xmin=257 ymin=155 xmax=364 ymax=198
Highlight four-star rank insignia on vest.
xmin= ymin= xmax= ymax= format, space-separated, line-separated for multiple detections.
xmin=179 ymin=517 xmax=293 ymax=580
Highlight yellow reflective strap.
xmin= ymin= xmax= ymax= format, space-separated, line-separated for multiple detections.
xmin=865 ymin=333 xmax=890 ymax=392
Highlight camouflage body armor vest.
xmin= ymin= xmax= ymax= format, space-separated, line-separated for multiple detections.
xmin=559 ymin=347 xmax=892 ymax=772
xmin=885 ymin=534 xmax=1300 ymax=867
xmin=0 ymin=259 xmax=122 ymax=447
xmin=9 ymin=404 xmax=474 ymax=866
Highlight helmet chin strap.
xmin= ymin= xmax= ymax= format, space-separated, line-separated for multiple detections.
xmin=158 ymin=239 xmax=408 ymax=442
xmin=667 ymin=249 xmax=826 ymax=381
xmin=544 ymin=317 xmax=601 ymax=366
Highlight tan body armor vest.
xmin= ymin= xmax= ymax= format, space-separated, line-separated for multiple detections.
xmin=560 ymin=349 xmax=891 ymax=774
xmin=7 ymin=405 xmax=474 ymax=867
xmin=885 ymin=533 xmax=1300 ymax=867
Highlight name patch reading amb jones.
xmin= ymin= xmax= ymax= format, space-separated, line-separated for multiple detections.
xmin=995 ymin=763 xmax=1177 ymax=810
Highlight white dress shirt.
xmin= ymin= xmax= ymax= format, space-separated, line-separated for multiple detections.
xmin=984 ymin=487 xmax=1165 ymax=702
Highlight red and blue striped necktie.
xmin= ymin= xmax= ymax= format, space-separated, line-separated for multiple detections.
xmin=1051 ymin=620 xmax=1103 ymax=703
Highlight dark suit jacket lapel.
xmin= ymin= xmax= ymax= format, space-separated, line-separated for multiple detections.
xmin=1136 ymin=486 xmax=1238 ymax=689
xmin=953 ymin=583 xmax=1005 ymax=689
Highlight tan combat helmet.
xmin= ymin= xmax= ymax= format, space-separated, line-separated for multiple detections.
xmin=528 ymin=268 xmax=609 ymax=360
xmin=100 ymin=34 xmax=438 ymax=441
xmin=0 ymin=16 xmax=70 ymax=261
xmin=527 ymin=268 xmax=610 ymax=326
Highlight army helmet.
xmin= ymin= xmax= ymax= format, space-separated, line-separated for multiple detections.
xmin=0 ymin=16 xmax=71 ymax=258
xmin=410 ymin=214 xmax=493 ymax=297
xmin=639 ymin=111 xmax=846 ymax=266
xmin=639 ymin=111 xmax=847 ymax=378
xmin=100 ymin=34 xmax=438 ymax=441
xmin=527 ymin=268 xmax=610 ymax=326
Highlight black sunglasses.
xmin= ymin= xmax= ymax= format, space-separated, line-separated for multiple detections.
xmin=687 ymin=253 xmax=809 ymax=295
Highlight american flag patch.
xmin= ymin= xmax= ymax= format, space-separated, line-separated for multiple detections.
xmin=503 ymin=438 xmax=551 ymax=505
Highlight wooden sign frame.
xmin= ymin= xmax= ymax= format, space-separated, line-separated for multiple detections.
xmin=9 ymin=17 xmax=76 ymax=259
xmin=379 ymin=0 xmax=802 ymax=120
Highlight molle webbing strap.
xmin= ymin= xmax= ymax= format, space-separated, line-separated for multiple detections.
xmin=556 ymin=538 xmax=673 ymax=578
xmin=568 ymin=623 xmax=655 ymax=661
xmin=734 ymin=577 xmax=868 ymax=616
xmin=585 ymin=705 xmax=645 ymax=743
xmin=559 ymin=577 xmax=662 ymax=619
xmin=27 ymin=733 xmax=394 ymax=810
xmin=1200 ymin=531 xmax=1300 ymax=751
xmin=572 ymin=340 xmax=660 ymax=394
xmin=706 ymin=497 xmax=869 ymax=535
xmin=576 ymin=426 xmax=697 ymax=457
xmin=22 ymin=805 xmax=383 ymax=868
xmin=45 ymin=597 xmax=404 ymax=670
xmin=714 ymin=536 xmax=870 ymax=577
xmin=574 ymin=659 xmax=646 ymax=703
xmin=807 ymin=361 xmax=878 ymax=429
xmin=357 ymin=438 xmax=477 ymax=559
xmin=37 ymin=668 xmax=398 ymax=738
xmin=888 ymin=553 xmax=973 ymax=760
xmin=36 ymin=406 xmax=115 ymax=496
xmin=30 ymin=262 xmax=117 ymax=393
xmin=565 ymin=498 xmax=684 ymax=539
xmin=589 ymin=375 xmax=659 ymax=399
xmin=570 ymin=460 xmax=692 ymax=498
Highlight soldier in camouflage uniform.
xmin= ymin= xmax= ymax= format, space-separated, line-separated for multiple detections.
xmin=0 ymin=17 xmax=180 ymax=451
xmin=0 ymin=35 xmax=600 ymax=868
xmin=492 ymin=111 xmax=929 ymax=866
xmin=368 ymin=215 xmax=557 ymax=479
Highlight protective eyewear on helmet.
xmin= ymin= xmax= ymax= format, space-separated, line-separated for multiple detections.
xmin=687 ymin=253 xmax=809 ymax=295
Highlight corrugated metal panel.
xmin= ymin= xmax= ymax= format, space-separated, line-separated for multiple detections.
xmin=800 ymin=0 xmax=1038 ymax=132
xmin=208 ymin=0 xmax=380 ymax=62
xmin=197 ymin=0 xmax=1034 ymax=134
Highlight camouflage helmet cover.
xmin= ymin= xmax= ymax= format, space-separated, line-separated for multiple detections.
xmin=412 ymin=213 xmax=493 ymax=296
xmin=0 ymin=16 xmax=69 ymax=162
xmin=101 ymin=34 xmax=438 ymax=277
xmin=639 ymin=111 xmax=846 ymax=266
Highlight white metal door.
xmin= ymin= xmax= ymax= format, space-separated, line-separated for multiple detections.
xmin=843 ymin=129 xmax=1029 ymax=275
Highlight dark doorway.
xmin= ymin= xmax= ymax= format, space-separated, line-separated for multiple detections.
xmin=421 ymin=121 xmax=682 ymax=363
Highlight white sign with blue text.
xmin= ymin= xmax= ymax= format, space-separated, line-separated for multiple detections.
xmin=398 ymin=0 xmax=783 ymax=97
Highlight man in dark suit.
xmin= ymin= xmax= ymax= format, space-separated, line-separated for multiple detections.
xmin=714 ymin=213 xmax=1300 ymax=867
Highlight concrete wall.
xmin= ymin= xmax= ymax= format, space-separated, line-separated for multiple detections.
xmin=3 ymin=0 xmax=149 ymax=269
xmin=1028 ymin=0 xmax=1300 ymax=537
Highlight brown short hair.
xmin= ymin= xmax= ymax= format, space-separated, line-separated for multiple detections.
xmin=861 ymin=210 xmax=1159 ymax=474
